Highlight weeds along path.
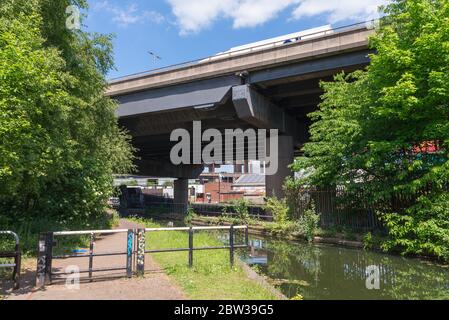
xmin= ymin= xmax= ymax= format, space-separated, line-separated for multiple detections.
xmin=5 ymin=220 xmax=185 ymax=300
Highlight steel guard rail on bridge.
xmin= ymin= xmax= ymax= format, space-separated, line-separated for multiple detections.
xmin=36 ymin=225 xmax=249 ymax=287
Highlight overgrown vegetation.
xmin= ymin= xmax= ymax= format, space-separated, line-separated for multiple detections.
xmin=0 ymin=0 xmax=134 ymax=253
xmin=263 ymin=197 xmax=320 ymax=241
xmin=297 ymin=202 xmax=320 ymax=242
xmin=184 ymin=206 xmax=197 ymax=225
xmin=127 ymin=217 xmax=278 ymax=300
xmin=265 ymin=197 xmax=289 ymax=224
xmin=288 ymin=0 xmax=449 ymax=261
xmin=263 ymin=197 xmax=299 ymax=237
xmin=220 ymin=199 xmax=251 ymax=223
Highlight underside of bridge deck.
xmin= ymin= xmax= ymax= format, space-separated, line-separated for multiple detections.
xmin=114 ymin=48 xmax=371 ymax=203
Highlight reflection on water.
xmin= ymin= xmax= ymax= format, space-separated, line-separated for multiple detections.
xmin=237 ymin=237 xmax=449 ymax=300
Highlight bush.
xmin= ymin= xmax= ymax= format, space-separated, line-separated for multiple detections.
xmin=233 ymin=199 xmax=250 ymax=222
xmin=184 ymin=207 xmax=197 ymax=225
xmin=0 ymin=211 xmax=116 ymax=254
xmin=363 ymin=232 xmax=374 ymax=250
xmin=380 ymin=192 xmax=449 ymax=261
xmin=297 ymin=202 xmax=320 ymax=242
xmin=221 ymin=199 xmax=250 ymax=224
xmin=265 ymin=197 xmax=289 ymax=224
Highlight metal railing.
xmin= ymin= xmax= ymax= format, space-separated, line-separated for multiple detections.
xmin=135 ymin=225 xmax=249 ymax=275
xmin=36 ymin=225 xmax=249 ymax=287
xmin=0 ymin=231 xmax=21 ymax=290
xmin=109 ymin=20 xmax=377 ymax=84
xmin=36 ymin=229 xmax=133 ymax=287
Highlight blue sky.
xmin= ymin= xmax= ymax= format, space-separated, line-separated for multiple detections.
xmin=84 ymin=0 xmax=387 ymax=80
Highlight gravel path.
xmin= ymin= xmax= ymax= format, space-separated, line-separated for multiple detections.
xmin=4 ymin=220 xmax=185 ymax=300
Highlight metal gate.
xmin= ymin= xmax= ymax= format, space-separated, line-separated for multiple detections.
xmin=0 ymin=231 xmax=21 ymax=289
xmin=36 ymin=229 xmax=134 ymax=287
xmin=36 ymin=225 xmax=248 ymax=287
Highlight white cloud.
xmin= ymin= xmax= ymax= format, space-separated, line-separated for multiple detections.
xmin=166 ymin=0 xmax=387 ymax=35
xmin=166 ymin=0 xmax=233 ymax=34
xmin=292 ymin=0 xmax=387 ymax=24
xmin=231 ymin=0 xmax=300 ymax=29
xmin=93 ymin=1 xmax=165 ymax=27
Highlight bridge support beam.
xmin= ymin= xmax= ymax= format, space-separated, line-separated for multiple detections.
xmin=174 ymin=178 xmax=189 ymax=213
xmin=265 ymin=135 xmax=294 ymax=199
xmin=136 ymin=159 xmax=203 ymax=179
xmin=232 ymin=85 xmax=298 ymax=139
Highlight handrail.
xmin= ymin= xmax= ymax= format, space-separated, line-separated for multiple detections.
xmin=0 ymin=230 xmax=19 ymax=245
xmin=145 ymin=225 xmax=247 ymax=232
xmin=53 ymin=229 xmax=129 ymax=236
xmin=0 ymin=230 xmax=21 ymax=289
xmin=108 ymin=20 xmax=377 ymax=84
xmin=139 ymin=225 xmax=249 ymax=271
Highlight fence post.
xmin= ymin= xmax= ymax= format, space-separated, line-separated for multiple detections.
xmin=229 ymin=225 xmax=234 ymax=267
xmin=245 ymin=225 xmax=249 ymax=248
xmin=13 ymin=239 xmax=21 ymax=290
xmin=36 ymin=233 xmax=46 ymax=288
xmin=126 ymin=229 xmax=133 ymax=278
xmin=188 ymin=227 xmax=193 ymax=268
xmin=36 ymin=232 xmax=53 ymax=287
xmin=45 ymin=232 xmax=53 ymax=285
xmin=136 ymin=229 xmax=146 ymax=276
xmin=88 ymin=232 xmax=94 ymax=281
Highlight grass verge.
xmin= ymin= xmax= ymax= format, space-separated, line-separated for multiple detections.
xmin=128 ymin=217 xmax=278 ymax=300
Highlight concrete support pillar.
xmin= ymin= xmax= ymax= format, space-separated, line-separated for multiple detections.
xmin=265 ymin=136 xmax=294 ymax=199
xmin=244 ymin=160 xmax=249 ymax=174
xmin=174 ymin=178 xmax=189 ymax=213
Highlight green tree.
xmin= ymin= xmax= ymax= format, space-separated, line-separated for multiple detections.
xmin=289 ymin=0 xmax=449 ymax=260
xmin=0 ymin=0 xmax=134 ymax=243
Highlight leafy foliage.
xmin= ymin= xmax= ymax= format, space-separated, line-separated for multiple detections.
xmin=265 ymin=197 xmax=289 ymax=224
xmin=290 ymin=0 xmax=449 ymax=260
xmin=184 ymin=206 xmax=197 ymax=225
xmin=297 ymin=202 xmax=320 ymax=242
xmin=0 ymin=0 xmax=134 ymax=249
xmin=220 ymin=199 xmax=251 ymax=223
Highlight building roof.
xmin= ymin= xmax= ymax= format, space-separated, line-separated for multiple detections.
xmin=233 ymin=174 xmax=265 ymax=186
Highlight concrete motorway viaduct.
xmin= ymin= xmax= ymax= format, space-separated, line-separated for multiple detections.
xmin=107 ymin=24 xmax=374 ymax=208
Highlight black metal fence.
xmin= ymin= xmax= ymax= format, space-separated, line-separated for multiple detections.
xmin=0 ymin=231 xmax=21 ymax=289
xmin=36 ymin=225 xmax=248 ymax=287
xmin=191 ymin=203 xmax=269 ymax=219
xmin=288 ymin=188 xmax=384 ymax=231
xmin=120 ymin=200 xmax=272 ymax=220
xmin=134 ymin=190 xmax=390 ymax=231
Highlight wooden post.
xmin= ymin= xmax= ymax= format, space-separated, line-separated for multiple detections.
xmin=188 ymin=227 xmax=193 ymax=268
xmin=136 ymin=229 xmax=146 ymax=276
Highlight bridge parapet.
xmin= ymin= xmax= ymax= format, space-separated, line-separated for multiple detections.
xmin=107 ymin=23 xmax=375 ymax=96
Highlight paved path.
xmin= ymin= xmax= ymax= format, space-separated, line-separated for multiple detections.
xmin=4 ymin=220 xmax=185 ymax=300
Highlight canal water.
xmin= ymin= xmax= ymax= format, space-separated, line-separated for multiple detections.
xmin=238 ymin=236 xmax=449 ymax=300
